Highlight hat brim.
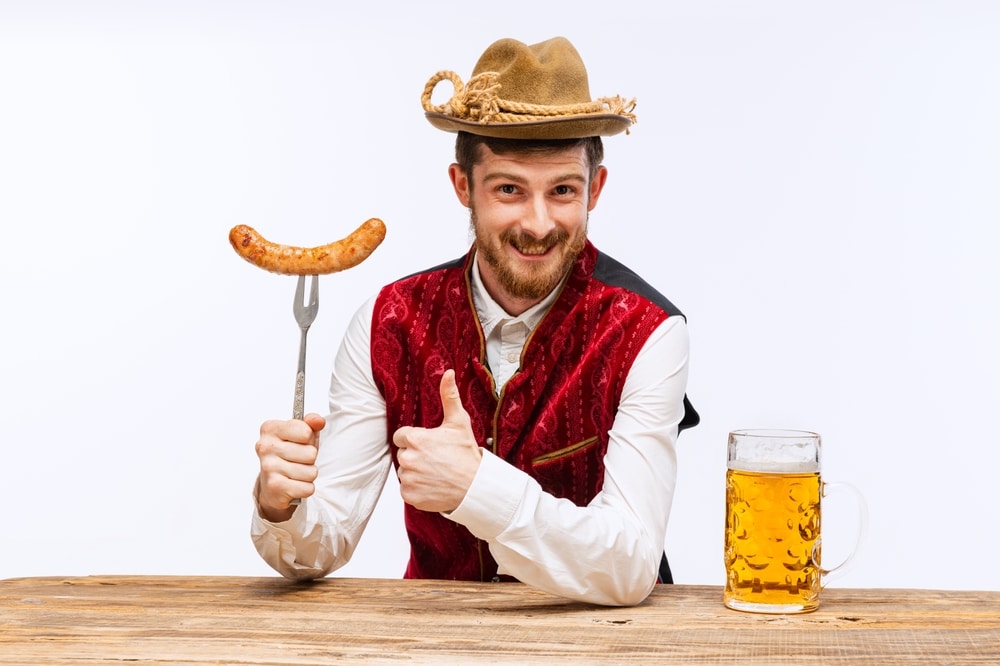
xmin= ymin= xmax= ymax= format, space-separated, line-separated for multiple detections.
xmin=425 ymin=112 xmax=631 ymax=140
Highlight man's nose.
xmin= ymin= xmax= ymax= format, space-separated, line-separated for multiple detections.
xmin=520 ymin=196 xmax=556 ymax=238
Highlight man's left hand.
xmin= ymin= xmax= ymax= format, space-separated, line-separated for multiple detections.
xmin=393 ymin=369 xmax=484 ymax=513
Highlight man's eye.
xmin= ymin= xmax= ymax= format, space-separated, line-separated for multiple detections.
xmin=553 ymin=185 xmax=574 ymax=196
xmin=498 ymin=184 xmax=518 ymax=195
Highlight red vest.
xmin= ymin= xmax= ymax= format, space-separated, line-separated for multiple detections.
xmin=370 ymin=242 xmax=690 ymax=581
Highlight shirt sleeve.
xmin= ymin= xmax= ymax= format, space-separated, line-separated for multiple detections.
xmin=251 ymin=296 xmax=392 ymax=579
xmin=446 ymin=316 xmax=691 ymax=606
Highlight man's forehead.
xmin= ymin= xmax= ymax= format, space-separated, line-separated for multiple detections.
xmin=475 ymin=144 xmax=590 ymax=175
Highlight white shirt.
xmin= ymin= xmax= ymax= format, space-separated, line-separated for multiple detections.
xmin=471 ymin=262 xmax=562 ymax=388
xmin=251 ymin=259 xmax=692 ymax=606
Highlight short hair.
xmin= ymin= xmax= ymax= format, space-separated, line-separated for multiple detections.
xmin=454 ymin=132 xmax=605 ymax=184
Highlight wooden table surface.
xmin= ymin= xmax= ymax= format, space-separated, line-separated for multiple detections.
xmin=1 ymin=575 xmax=998 ymax=664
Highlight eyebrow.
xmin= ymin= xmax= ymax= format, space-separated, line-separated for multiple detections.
xmin=481 ymin=171 xmax=588 ymax=186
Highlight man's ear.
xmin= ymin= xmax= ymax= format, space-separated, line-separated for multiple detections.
xmin=448 ymin=163 xmax=471 ymax=208
xmin=587 ymin=165 xmax=609 ymax=212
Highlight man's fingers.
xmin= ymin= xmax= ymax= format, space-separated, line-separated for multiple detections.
xmin=438 ymin=369 xmax=470 ymax=427
xmin=281 ymin=441 xmax=319 ymax=466
xmin=259 ymin=474 xmax=316 ymax=508
xmin=303 ymin=413 xmax=327 ymax=433
xmin=255 ymin=435 xmax=318 ymax=466
xmin=261 ymin=418 xmax=318 ymax=445
xmin=254 ymin=415 xmax=324 ymax=520
xmin=259 ymin=442 xmax=318 ymax=476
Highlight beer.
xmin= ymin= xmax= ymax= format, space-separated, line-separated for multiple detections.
xmin=724 ymin=465 xmax=822 ymax=613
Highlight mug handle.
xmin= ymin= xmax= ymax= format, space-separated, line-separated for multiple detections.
xmin=814 ymin=481 xmax=869 ymax=586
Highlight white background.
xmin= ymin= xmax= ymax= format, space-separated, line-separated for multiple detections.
xmin=2 ymin=1 xmax=998 ymax=592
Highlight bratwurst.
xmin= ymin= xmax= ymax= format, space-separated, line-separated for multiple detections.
xmin=229 ymin=218 xmax=386 ymax=275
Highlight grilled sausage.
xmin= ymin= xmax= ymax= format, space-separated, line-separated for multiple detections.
xmin=229 ymin=218 xmax=386 ymax=275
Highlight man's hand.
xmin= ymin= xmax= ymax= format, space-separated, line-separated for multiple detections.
xmin=253 ymin=413 xmax=326 ymax=522
xmin=393 ymin=369 xmax=483 ymax=513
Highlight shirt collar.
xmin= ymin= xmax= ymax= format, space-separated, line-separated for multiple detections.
xmin=470 ymin=252 xmax=562 ymax=339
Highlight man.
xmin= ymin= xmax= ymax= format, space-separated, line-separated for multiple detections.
xmin=251 ymin=36 xmax=698 ymax=607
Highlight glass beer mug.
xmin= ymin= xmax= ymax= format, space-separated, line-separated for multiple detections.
xmin=724 ymin=429 xmax=867 ymax=613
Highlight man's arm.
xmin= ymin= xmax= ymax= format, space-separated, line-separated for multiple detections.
xmin=447 ymin=317 xmax=690 ymax=606
xmin=251 ymin=297 xmax=391 ymax=579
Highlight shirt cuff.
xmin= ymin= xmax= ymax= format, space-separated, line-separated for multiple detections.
xmin=249 ymin=489 xmax=316 ymax=550
xmin=445 ymin=449 xmax=527 ymax=540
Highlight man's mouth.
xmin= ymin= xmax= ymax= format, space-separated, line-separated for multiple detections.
xmin=512 ymin=240 xmax=554 ymax=256
xmin=507 ymin=231 xmax=567 ymax=257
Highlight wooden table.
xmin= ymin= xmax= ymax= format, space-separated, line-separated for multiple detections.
xmin=1 ymin=576 xmax=998 ymax=664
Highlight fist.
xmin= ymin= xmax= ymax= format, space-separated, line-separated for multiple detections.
xmin=393 ymin=369 xmax=482 ymax=513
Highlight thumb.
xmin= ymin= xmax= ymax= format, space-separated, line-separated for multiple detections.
xmin=438 ymin=369 xmax=469 ymax=426
xmin=303 ymin=413 xmax=327 ymax=433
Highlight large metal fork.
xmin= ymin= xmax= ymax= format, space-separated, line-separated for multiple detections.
xmin=292 ymin=274 xmax=319 ymax=420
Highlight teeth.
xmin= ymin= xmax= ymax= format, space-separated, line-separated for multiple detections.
xmin=515 ymin=243 xmax=549 ymax=255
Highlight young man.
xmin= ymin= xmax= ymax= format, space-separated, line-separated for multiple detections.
xmin=251 ymin=36 xmax=698 ymax=606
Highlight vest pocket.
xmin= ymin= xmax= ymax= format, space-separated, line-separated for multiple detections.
xmin=532 ymin=435 xmax=600 ymax=466
xmin=530 ymin=435 xmax=605 ymax=502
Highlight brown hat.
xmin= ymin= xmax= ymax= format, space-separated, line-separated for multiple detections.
xmin=421 ymin=36 xmax=637 ymax=140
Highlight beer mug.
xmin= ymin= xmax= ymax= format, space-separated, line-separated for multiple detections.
xmin=724 ymin=429 xmax=867 ymax=613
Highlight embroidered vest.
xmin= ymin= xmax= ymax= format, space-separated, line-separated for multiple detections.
xmin=370 ymin=241 xmax=697 ymax=581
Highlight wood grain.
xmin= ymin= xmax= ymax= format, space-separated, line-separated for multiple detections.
xmin=1 ymin=576 xmax=998 ymax=664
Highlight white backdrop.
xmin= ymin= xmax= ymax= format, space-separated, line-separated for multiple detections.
xmin=2 ymin=1 xmax=998 ymax=592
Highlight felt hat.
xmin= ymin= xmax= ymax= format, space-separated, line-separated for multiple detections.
xmin=421 ymin=36 xmax=636 ymax=140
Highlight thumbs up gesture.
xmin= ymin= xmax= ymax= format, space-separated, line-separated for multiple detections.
xmin=392 ymin=369 xmax=484 ymax=513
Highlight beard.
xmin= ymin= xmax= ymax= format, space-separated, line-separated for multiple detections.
xmin=471 ymin=209 xmax=588 ymax=301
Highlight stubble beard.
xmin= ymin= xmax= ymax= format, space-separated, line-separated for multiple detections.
xmin=470 ymin=208 xmax=588 ymax=300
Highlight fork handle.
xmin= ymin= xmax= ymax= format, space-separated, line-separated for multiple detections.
xmin=293 ymin=370 xmax=305 ymax=420
xmin=289 ymin=369 xmax=306 ymax=508
xmin=292 ymin=324 xmax=308 ymax=420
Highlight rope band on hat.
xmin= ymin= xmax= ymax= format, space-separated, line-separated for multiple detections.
xmin=421 ymin=70 xmax=637 ymax=127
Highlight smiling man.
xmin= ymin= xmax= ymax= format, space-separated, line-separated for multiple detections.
xmin=250 ymin=36 xmax=699 ymax=606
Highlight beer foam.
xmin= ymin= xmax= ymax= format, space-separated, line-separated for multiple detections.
xmin=728 ymin=460 xmax=819 ymax=474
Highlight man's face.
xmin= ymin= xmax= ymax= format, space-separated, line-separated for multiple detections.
xmin=449 ymin=144 xmax=608 ymax=312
